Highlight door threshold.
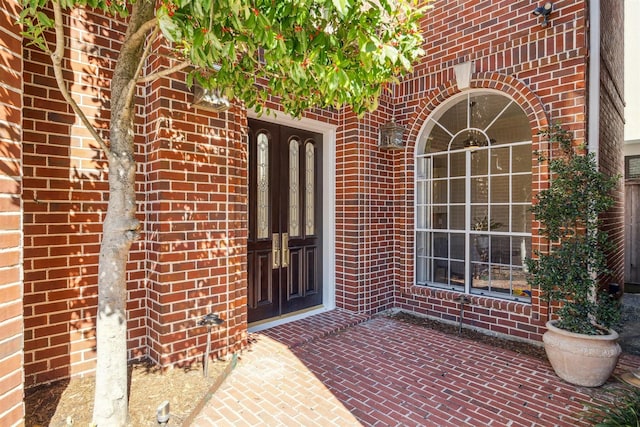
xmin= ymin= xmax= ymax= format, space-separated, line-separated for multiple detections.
xmin=248 ymin=305 xmax=327 ymax=332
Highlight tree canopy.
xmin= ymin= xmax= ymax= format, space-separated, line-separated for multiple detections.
xmin=21 ymin=0 xmax=428 ymax=117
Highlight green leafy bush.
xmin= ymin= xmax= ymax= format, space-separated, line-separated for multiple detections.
xmin=582 ymin=386 xmax=640 ymax=426
xmin=525 ymin=124 xmax=620 ymax=335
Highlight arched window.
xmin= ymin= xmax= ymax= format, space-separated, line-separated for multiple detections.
xmin=415 ymin=91 xmax=532 ymax=301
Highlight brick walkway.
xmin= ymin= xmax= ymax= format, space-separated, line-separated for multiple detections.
xmin=192 ymin=310 xmax=640 ymax=426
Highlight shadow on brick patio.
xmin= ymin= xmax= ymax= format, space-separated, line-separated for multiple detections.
xmin=191 ymin=309 xmax=640 ymax=426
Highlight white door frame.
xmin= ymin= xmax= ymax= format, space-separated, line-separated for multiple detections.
xmin=247 ymin=111 xmax=337 ymax=332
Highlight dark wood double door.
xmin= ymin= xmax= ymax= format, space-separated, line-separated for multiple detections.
xmin=247 ymin=119 xmax=323 ymax=323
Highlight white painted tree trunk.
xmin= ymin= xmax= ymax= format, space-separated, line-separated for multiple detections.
xmin=91 ymin=0 xmax=155 ymax=424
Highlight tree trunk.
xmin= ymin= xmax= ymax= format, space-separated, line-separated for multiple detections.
xmin=92 ymin=0 xmax=155 ymax=424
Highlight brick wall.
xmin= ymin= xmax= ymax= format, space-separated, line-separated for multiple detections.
xmin=335 ymin=103 xmax=398 ymax=314
xmin=21 ymin=8 xmax=251 ymax=387
xmin=143 ymin=62 xmax=249 ymax=366
xmin=333 ymin=0 xmax=602 ymax=342
xmin=0 ymin=0 xmax=24 ymax=424
xmin=598 ymin=0 xmax=625 ymax=288
xmin=17 ymin=0 xmax=626 ymax=394
xmin=21 ymin=8 xmax=147 ymax=386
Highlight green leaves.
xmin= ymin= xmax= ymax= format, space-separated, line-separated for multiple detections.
xmin=526 ymin=124 xmax=620 ymax=335
xmin=20 ymin=0 xmax=429 ymax=117
xmin=163 ymin=0 xmax=429 ymax=116
xmin=331 ymin=0 xmax=351 ymax=16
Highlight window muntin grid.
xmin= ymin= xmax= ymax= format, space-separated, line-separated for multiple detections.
xmin=415 ymin=92 xmax=532 ymax=301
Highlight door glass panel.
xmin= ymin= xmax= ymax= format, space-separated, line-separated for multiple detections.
xmin=490 ymin=205 xmax=508 ymax=231
xmin=289 ymin=139 xmax=300 ymax=237
xmin=491 ymin=147 xmax=509 ymax=174
xmin=417 ymin=156 xmax=429 ymax=180
xmin=432 ymin=154 xmax=448 ymax=178
xmin=490 ymin=176 xmax=509 ymax=203
xmin=471 ymin=149 xmax=488 ymax=176
xmin=433 ymin=206 xmax=447 ymax=229
xmin=471 ymin=177 xmax=488 ymax=203
xmin=305 ymin=141 xmax=315 ymax=236
xmin=512 ymin=144 xmax=532 ymax=172
xmin=416 ymin=204 xmax=429 ymax=229
xmin=432 ymin=180 xmax=447 ymax=204
xmin=471 ymin=206 xmax=488 ymax=230
xmin=257 ymin=132 xmax=269 ymax=239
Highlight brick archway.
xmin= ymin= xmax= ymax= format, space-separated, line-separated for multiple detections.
xmin=406 ymin=72 xmax=549 ymax=152
xmin=396 ymin=72 xmax=550 ymax=326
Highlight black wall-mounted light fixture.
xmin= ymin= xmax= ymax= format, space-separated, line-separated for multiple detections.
xmin=532 ymin=2 xmax=553 ymax=27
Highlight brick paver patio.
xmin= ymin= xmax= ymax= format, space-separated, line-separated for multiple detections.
xmin=192 ymin=310 xmax=640 ymax=426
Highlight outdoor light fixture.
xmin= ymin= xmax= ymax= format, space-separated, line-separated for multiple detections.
xmin=199 ymin=313 xmax=225 ymax=378
xmin=193 ymin=84 xmax=231 ymax=112
xmin=532 ymin=2 xmax=553 ymax=27
xmin=156 ymin=400 xmax=170 ymax=426
xmin=379 ymin=119 xmax=405 ymax=150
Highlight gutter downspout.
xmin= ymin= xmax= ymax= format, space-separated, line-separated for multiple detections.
xmin=588 ymin=0 xmax=601 ymax=162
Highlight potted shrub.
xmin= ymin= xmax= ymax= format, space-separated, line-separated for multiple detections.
xmin=525 ymin=124 xmax=621 ymax=387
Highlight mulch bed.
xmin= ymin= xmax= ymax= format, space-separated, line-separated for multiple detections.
xmin=25 ymin=357 xmax=234 ymax=427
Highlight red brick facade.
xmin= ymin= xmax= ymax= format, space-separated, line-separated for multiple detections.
xmin=1 ymin=1 xmax=626 ymax=421
xmin=0 ymin=0 xmax=24 ymax=423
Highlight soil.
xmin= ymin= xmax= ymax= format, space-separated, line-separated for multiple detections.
xmin=20 ymin=312 xmax=563 ymax=426
xmin=24 ymin=357 xmax=234 ymax=427
xmin=386 ymin=311 xmax=549 ymax=360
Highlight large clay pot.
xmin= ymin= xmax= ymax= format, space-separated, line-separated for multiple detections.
xmin=543 ymin=320 xmax=621 ymax=387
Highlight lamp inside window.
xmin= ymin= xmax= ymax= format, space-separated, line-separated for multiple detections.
xmin=463 ymin=130 xmax=487 ymax=151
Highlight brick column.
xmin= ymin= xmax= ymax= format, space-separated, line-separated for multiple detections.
xmin=144 ymin=71 xmax=248 ymax=367
xmin=335 ymin=106 xmax=397 ymax=315
xmin=0 ymin=0 xmax=24 ymax=424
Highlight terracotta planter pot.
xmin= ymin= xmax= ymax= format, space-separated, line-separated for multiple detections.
xmin=543 ymin=320 xmax=621 ymax=387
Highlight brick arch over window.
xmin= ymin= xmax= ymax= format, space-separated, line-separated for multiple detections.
xmin=396 ymin=72 xmax=549 ymax=322
xmin=405 ymin=72 xmax=549 ymax=151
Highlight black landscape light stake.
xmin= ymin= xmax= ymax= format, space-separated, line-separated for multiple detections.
xmin=453 ymin=295 xmax=471 ymax=336
xmin=199 ymin=313 xmax=225 ymax=377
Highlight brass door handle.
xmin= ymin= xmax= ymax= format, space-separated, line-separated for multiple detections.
xmin=272 ymin=233 xmax=280 ymax=269
xmin=282 ymin=233 xmax=289 ymax=267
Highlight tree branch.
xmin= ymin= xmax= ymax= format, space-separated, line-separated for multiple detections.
xmin=122 ymin=26 xmax=159 ymax=105
xmin=137 ymin=61 xmax=192 ymax=84
xmin=50 ymin=0 xmax=110 ymax=154
xmin=128 ymin=17 xmax=158 ymax=48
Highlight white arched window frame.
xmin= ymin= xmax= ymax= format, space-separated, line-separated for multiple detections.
xmin=415 ymin=90 xmax=533 ymax=301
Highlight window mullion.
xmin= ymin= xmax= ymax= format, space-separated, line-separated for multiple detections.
xmin=465 ymin=150 xmax=471 ymax=294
